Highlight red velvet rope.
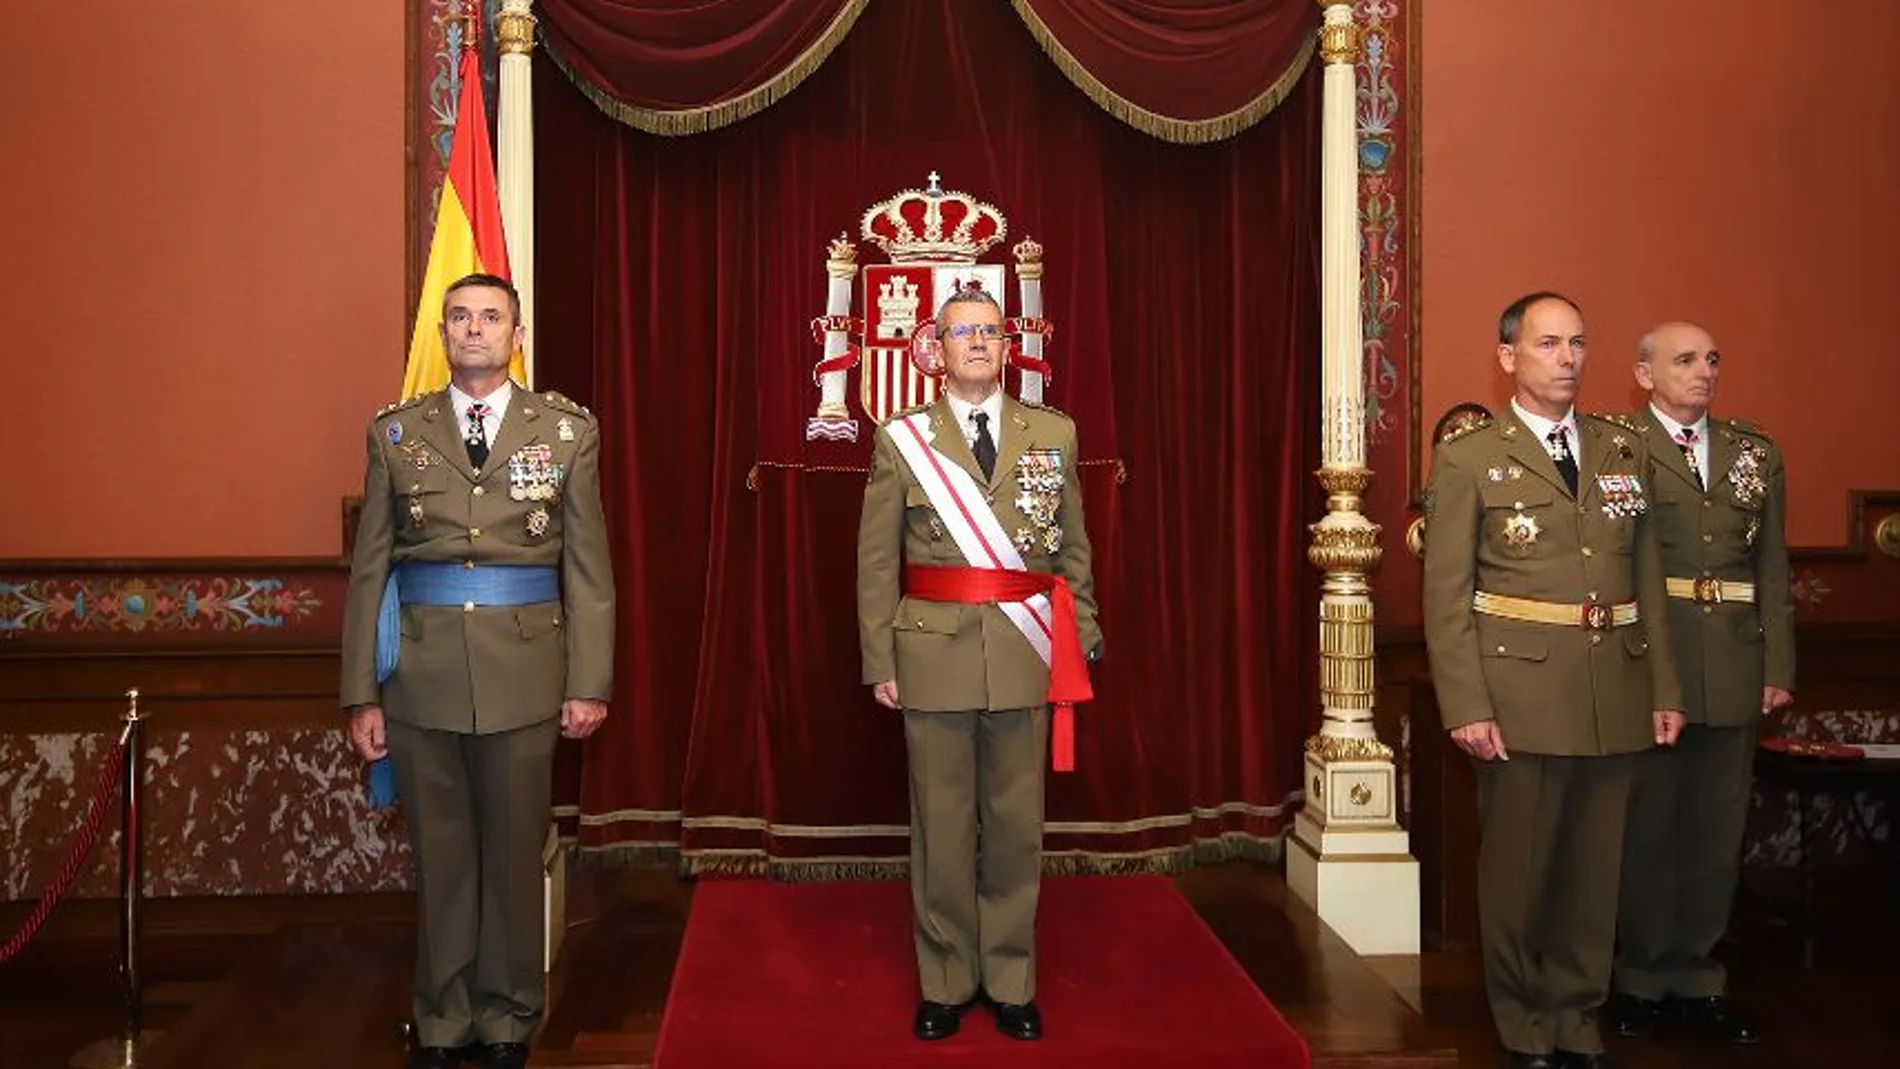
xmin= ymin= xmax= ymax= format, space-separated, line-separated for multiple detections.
xmin=0 ymin=740 xmax=127 ymax=964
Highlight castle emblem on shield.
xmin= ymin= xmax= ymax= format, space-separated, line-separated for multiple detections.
xmin=806 ymin=173 xmax=1058 ymax=441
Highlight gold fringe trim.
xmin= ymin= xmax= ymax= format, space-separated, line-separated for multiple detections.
xmin=1009 ymin=1 xmax=1317 ymax=144
xmin=669 ymin=830 xmax=1286 ymax=882
xmin=683 ymin=852 xmax=910 ymax=882
xmin=544 ymin=0 xmax=871 ymax=137
xmin=574 ymin=841 xmax=681 ymax=871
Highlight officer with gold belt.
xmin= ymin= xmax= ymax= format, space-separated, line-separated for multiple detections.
xmin=340 ymin=274 xmax=615 ymax=1069
xmin=1605 ymin=322 xmax=1793 ymax=1046
xmin=857 ymin=285 xmax=1100 ymax=1044
xmin=1423 ymin=292 xmax=1685 ymax=1069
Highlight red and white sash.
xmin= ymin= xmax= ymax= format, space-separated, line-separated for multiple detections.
xmin=888 ymin=411 xmax=1056 ymax=662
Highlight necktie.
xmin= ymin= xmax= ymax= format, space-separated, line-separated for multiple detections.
xmin=465 ymin=402 xmax=491 ymax=468
xmin=1547 ymin=426 xmax=1579 ymax=496
xmin=1676 ymin=427 xmax=1704 ymax=490
xmin=971 ymin=411 xmax=997 ymax=481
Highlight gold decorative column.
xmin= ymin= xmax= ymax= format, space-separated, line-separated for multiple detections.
xmin=497 ymin=0 xmax=538 ymax=385
xmin=1286 ymin=0 xmax=1419 ymax=956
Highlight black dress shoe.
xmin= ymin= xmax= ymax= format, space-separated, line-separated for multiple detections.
xmin=1501 ymin=1052 xmax=1556 ymax=1069
xmin=1604 ymin=991 xmax=1662 ymax=1038
xmin=912 ymin=1000 xmax=963 ymax=1041
xmin=482 ymin=1042 xmax=529 ymax=1069
xmin=1674 ymin=995 xmax=1761 ymax=1044
xmin=404 ymin=1047 xmax=467 ymax=1069
xmin=991 ymin=1000 xmax=1042 ymax=1041
xmin=1554 ymin=1052 xmax=1619 ymax=1069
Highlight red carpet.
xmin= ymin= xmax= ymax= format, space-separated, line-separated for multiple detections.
xmin=652 ymin=875 xmax=1309 ymax=1068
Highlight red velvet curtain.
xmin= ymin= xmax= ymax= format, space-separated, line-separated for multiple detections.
xmin=1013 ymin=0 xmax=1318 ymax=139
xmin=535 ymin=0 xmax=1320 ymax=873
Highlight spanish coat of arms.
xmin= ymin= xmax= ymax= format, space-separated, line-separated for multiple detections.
xmin=806 ymin=172 xmax=1058 ymax=440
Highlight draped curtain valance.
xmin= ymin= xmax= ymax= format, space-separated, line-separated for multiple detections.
xmin=538 ymin=0 xmax=1318 ymax=142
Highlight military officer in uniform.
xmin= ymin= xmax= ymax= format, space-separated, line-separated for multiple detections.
xmin=858 ymin=285 xmax=1101 ymax=1043
xmin=1423 ymin=292 xmax=1685 ymax=1069
xmin=1605 ymin=322 xmax=1792 ymax=1045
xmin=340 ymin=274 xmax=615 ymax=1069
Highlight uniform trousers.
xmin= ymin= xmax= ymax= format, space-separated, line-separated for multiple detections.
xmin=385 ymin=716 xmax=558 ymax=1048
xmin=1476 ymin=752 xmax=1636 ymax=1054
xmin=1614 ymin=722 xmax=1757 ymax=1000
xmin=903 ymin=706 xmax=1047 ymax=1006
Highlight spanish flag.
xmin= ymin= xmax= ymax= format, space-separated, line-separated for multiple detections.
xmin=399 ymin=41 xmax=521 ymax=399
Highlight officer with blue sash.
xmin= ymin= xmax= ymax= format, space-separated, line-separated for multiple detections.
xmin=340 ymin=274 xmax=615 ymax=1069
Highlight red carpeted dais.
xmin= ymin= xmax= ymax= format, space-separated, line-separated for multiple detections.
xmin=653 ymin=874 xmax=1309 ymax=1068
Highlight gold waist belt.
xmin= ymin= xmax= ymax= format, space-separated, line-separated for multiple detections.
xmin=1664 ymin=577 xmax=1756 ymax=604
xmin=1472 ymin=591 xmax=1639 ymax=631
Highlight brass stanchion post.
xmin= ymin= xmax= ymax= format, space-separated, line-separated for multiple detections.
xmin=71 ymin=689 xmax=161 ymax=1069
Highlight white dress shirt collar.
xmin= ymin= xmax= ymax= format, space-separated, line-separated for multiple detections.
xmin=1651 ymin=403 xmax=1710 ymax=481
xmin=449 ymin=380 xmax=513 ymax=447
xmin=944 ymin=389 xmax=1004 ymax=452
xmin=1511 ymin=398 xmax=1580 ymax=464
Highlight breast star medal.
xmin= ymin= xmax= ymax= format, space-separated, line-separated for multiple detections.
xmin=1502 ymin=510 xmax=1541 ymax=554
xmin=526 ymin=507 xmax=550 ymax=539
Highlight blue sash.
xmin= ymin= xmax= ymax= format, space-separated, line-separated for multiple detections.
xmin=365 ymin=562 xmax=560 ymax=807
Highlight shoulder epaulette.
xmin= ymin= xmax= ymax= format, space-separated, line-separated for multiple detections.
xmin=1021 ymin=398 xmax=1072 ymax=421
xmin=1586 ymin=412 xmax=1644 ymax=434
xmin=1437 ymin=414 xmax=1492 ymax=445
xmin=886 ymin=402 xmax=932 ymax=421
xmin=1725 ymin=417 xmax=1773 ymax=442
xmin=539 ymin=390 xmax=594 ymax=419
xmin=375 ymin=394 xmax=429 ymax=419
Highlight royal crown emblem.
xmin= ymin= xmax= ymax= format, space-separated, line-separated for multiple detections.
xmin=861 ymin=172 xmax=1008 ymax=264
xmin=805 ymin=173 xmax=1060 ymax=441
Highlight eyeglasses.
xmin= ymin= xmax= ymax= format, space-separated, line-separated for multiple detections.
xmin=943 ymin=323 xmax=1006 ymax=341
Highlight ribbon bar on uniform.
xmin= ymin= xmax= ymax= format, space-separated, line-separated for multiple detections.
xmin=903 ymin=563 xmax=1093 ymax=772
xmin=1472 ymin=590 xmax=1639 ymax=631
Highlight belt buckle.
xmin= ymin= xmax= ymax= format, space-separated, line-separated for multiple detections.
xmin=1579 ymin=597 xmax=1613 ymax=631
xmin=1693 ymin=577 xmax=1724 ymax=604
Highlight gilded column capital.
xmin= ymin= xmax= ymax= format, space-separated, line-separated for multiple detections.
xmin=1318 ymin=4 xmax=1360 ymax=66
xmin=498 ymin=0 xmax=537 ymax=57
xmin=1305 ymin=733 xmax=1394 ymax=763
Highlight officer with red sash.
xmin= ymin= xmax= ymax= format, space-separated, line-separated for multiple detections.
xmin=857 ymin=285 xmax=1101 ymax=1043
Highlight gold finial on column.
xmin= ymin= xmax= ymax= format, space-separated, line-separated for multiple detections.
xmin=1317 ymin=3 xmax=1361 ymax=66
xmin=498 ymin=0 xmax=537 ymax=57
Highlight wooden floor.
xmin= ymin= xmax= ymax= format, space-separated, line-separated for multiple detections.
xmin=2 ymin=862 xmax=1893 ymax=1068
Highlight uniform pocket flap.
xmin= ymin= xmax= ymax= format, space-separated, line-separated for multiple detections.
xmin=893 ymin=597 xmax=963 ymax=635
xmin=1621 ymin=629 xmax=1650 ymax=657
xmin=515 ymin=603 xmax=563 ymax=640
xmin=1480 ymin=629 xmax=1549 ymax=662
xmin=1481 ymin=482 xmax=1556 ymax=509
xmin=401 ymin=466 xmax=452 ymax=495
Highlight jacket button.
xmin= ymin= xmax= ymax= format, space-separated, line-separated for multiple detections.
xmin=470 ymin=528 xmax=483 ymax=538
xmin=463 ymin=560 xmax=475 ymax=569
xmin=473 ymin=486 xmax=486 ymax=497
xmin=1581 ymin=547 xmax=1594 ymax=557
xmin=1703 ymin=500 xmax=1713 ymax=509
xmin=462 ymin=601 xmax=475 ymax=613
xmin=1590 ymin=633 xmax=1603 ymax=646
xmin=1702 ymin=533 xmax=1713 ymax=543
xmin=1495 ymin=645 xmax=1506 ymax=654
xmin=410 ymin=483 xmax=421 ymax=493
xmin=1703 ymin=605 xmax=1714 ymax=615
